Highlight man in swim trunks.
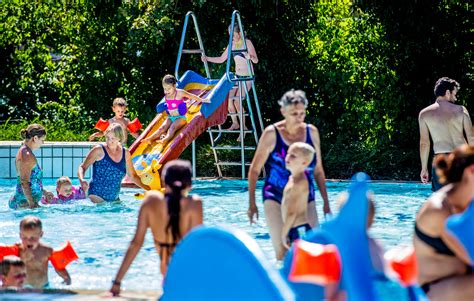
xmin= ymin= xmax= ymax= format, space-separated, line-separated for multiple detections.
xmin=418 ymin=77 xmax=474 ymax=191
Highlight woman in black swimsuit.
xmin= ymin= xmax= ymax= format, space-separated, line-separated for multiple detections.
xmin=414 ymin=144 xmax=474 ymax=300
xmin=110 ymin=160 xmax=203 ymax=296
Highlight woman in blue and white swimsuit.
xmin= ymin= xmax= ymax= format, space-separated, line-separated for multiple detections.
xmin=9 ymin=124 xmax=54 ymax=209
xmin=248 ymin=89 xmax=332 ymax=260
xmin=78 ymin=123 xmax=149 ymax=203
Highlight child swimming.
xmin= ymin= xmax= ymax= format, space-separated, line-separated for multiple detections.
xmin=17 ymin=216 xmax=71 ymax=288
xmin=142 ymin=75 xmax=210 ymax=146
xmin=41 ymin=176 xmax=87 ymax=205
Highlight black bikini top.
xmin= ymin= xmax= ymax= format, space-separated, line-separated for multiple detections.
xmin=414 ymin=224 xmax=455 ymax=256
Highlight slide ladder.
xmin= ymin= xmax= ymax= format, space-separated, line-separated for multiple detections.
xmin=206 ymin=10 xmax=265 ymax=179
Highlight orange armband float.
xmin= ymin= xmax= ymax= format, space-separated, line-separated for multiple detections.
xmin=49 ymin=241 xmax=79 ymax=270
xmin=289 ymin=240 xmax=341 ymax=285
xmin=385 ymin=246 xmax=418 ymax=287
xmin=94 ymin=118 xmax=110 ymax=132
xmin=127 ymin=118 xmax=142 ymax=133
xmin=0 ymin=245 xmax=20 ymax=260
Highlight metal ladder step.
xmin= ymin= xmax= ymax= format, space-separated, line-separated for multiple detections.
xmin=228 ymin=112 xmax=249 ymax=117
xmin=182 ymin=49 xmax=204 ymax=54
xmin=216 ymin=161 xmax=252 ymax=166
xmin=212 ymin=145 xmax=256 ymax=151
xmin=208 ymin=129 xmax=253 ymax=134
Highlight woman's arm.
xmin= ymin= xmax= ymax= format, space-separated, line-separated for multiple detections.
xmin=110 ymin=200 xmax=151 ymax=296
xmin=18 ymin=148 xmax=38 ymax=208
xmin=77 ymin=146 xmax=102 ymax=191
xmin=125 ymin=150 xmax=150 ymax=190
xmin=247 ymin=126 xmax=277 ymax=224
xmin=245 ymin=39 xmax=259 ymax=64
xmin=310 ymin=125 xmax=332 ymax=215
xmin=201 ymin=46 xmax=229 ymax=64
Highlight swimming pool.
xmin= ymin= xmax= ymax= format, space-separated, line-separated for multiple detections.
xmin=0 ymin=179 xmax=431 ymax=294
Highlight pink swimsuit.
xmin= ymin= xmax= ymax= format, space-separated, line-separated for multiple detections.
xmin=41 ymin=186 xmax=86 ymax=205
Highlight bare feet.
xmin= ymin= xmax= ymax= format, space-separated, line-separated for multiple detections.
xmin=226 ymin=124 xmax=240 ymax=131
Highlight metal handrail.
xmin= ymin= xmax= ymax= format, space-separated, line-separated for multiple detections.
xmin=175 ymin=11 xmax=210 ymax=80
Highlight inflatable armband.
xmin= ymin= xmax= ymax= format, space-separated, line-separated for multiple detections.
xmin=289 ymin=241 xmax=341 ymax=286
xmin=177 ymin=102 xmax=187 ymax=116
xmin=156 ymin=102 xmax=167 ymax=114
xmin=49 ymin=241 xmax=79 ymax=270
xmin=385 ymin=246 xmax=418 ymax=287
xmin=127 ymin=118 xmax=142 ymax=133
xmin=0 ymin=245 xmax=20 ymax=260
xmin=94 ymin=118 xmax=110 ymax=132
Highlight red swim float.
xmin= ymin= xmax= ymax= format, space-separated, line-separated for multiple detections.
xmin=289 ymin=240 xmax=341 ymax=286
xmin=94 ymin=118 xmax=110 ymax=132
xmin=0 ymin=244 xmax=20 ymax=260
xmin=127 ymin=118 xmax=142 ymax=133
xmin=385 ymin=246 xmax=418 ymax=287
xmin=49 ymin=241 xmax=79 ymax=270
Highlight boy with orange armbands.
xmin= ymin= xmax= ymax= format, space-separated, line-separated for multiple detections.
xmin=17 ymin=216 xmax=74 ymax=288
xmin=89 ymin=97 xmax=142 ymax=144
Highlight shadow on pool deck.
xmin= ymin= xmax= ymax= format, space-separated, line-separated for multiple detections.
xmin=0 ymin=288 xmax=161 ymax=300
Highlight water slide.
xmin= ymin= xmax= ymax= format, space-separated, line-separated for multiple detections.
xmin=122 ymin=70 xmax=234 ymax=190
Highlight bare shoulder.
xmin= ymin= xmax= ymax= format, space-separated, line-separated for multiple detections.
xmin=419 ymin=103 xmax=438 ymax=116
xmin=38 ymin=243 xmax=53 ymax=257
xmin=188 ymin=194 xmax=203 ymax=207
xmin=142 ymin=190 xmax=165 ymax=208
xmin=18 ymin=146 xmax=36 ymax=163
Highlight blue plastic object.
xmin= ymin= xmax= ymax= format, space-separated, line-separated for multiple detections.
xmin=163 ymin=225 xmax=295 ymax=301
xmin=282 ymin=172 xmax=376 ymax=301
xmin=200 ymin=72 xmax=234 ymax=118
xmin=446 ymin=200 xmax=474 ymax=266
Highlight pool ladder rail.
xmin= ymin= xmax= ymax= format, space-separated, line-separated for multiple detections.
xmin=176 ymin=10 xmax=265 ymax=179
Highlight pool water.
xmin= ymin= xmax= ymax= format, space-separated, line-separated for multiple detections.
xmin=0 ymin=179 xmax=431 ymax=294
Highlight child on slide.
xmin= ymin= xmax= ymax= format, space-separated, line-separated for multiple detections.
xmin=143 ymin=74 xmax=210 ymax=146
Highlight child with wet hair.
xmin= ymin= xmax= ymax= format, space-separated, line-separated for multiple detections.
xmin=18 ymin=216 xmax=71 ymax=288
xmin=0 ymin=256 xmax=27 ymax=289
xmin=42 ymin=176 xmax=87 ymax=205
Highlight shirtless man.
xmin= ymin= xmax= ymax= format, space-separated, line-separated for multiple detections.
xmin=281 ymin=142 xmax=315 ymax=256
xmin=18 ymin=216 xmax=71 ymax=288
xmin=419 ymin=77 xmax=474 ymax=191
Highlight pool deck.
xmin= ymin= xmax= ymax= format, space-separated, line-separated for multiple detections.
xmin=0 ymin=289 xmax=161 ymax=300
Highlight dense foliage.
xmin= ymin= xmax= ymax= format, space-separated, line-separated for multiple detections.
xmin=0 ymin=1 xmax=471 ymax=179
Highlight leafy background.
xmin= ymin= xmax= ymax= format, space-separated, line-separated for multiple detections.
xmin=0 ymin=0 xmax=472 ymax=179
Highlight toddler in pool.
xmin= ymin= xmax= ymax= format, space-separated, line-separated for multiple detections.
xmin=42 ymin=176 xmax=87 ymax=205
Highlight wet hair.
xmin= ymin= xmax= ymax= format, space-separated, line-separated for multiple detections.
xmin=228 ymin=24 xmax=242 ymax=34
xmin=162 ymin=159 xmax=192 ymax=243
xmin=435 ymin=144 xmax=474 ymax=184
xmin=104 ymin=123 xmax=126 ymax=144
xmin=278 ymin=89 xmax=308 ymax=108
xmin=112 ymin=97 xmax=128 ymax=107
xmin=434 ymin=77 xmax=460 ymax=97
xmin=56 ymin=176 xmax=72 ymax=190
xmin=0 ymin=256 xmax=25 ymax=276
xmin=162 ymin=74 xmax=177 ymax=86
xmin=19 ymin=216 xmax=42 ymax=231
xmin=288 ymin=142 xmax=315 ymax=164
xmin=20 ymin=124 xmax=46 ymax=140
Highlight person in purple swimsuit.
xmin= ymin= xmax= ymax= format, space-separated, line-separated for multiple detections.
xmin=41 ymin=176 xmax=87 ymax=205
xmin=248 ymin=89 xmax=331 ymax=260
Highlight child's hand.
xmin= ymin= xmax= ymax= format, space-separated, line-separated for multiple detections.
xmin=63 ymin=275 xmax=71 ymax=285
xmin=201 ymin=98 xmax=211 ymax=104
xmin=43 ymin=190 xmax=54 ymax=202
xmin=79 ymin=179 xmax=88 ymax=193
xmin=142 ymin=138 xmax=152 ymax=145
